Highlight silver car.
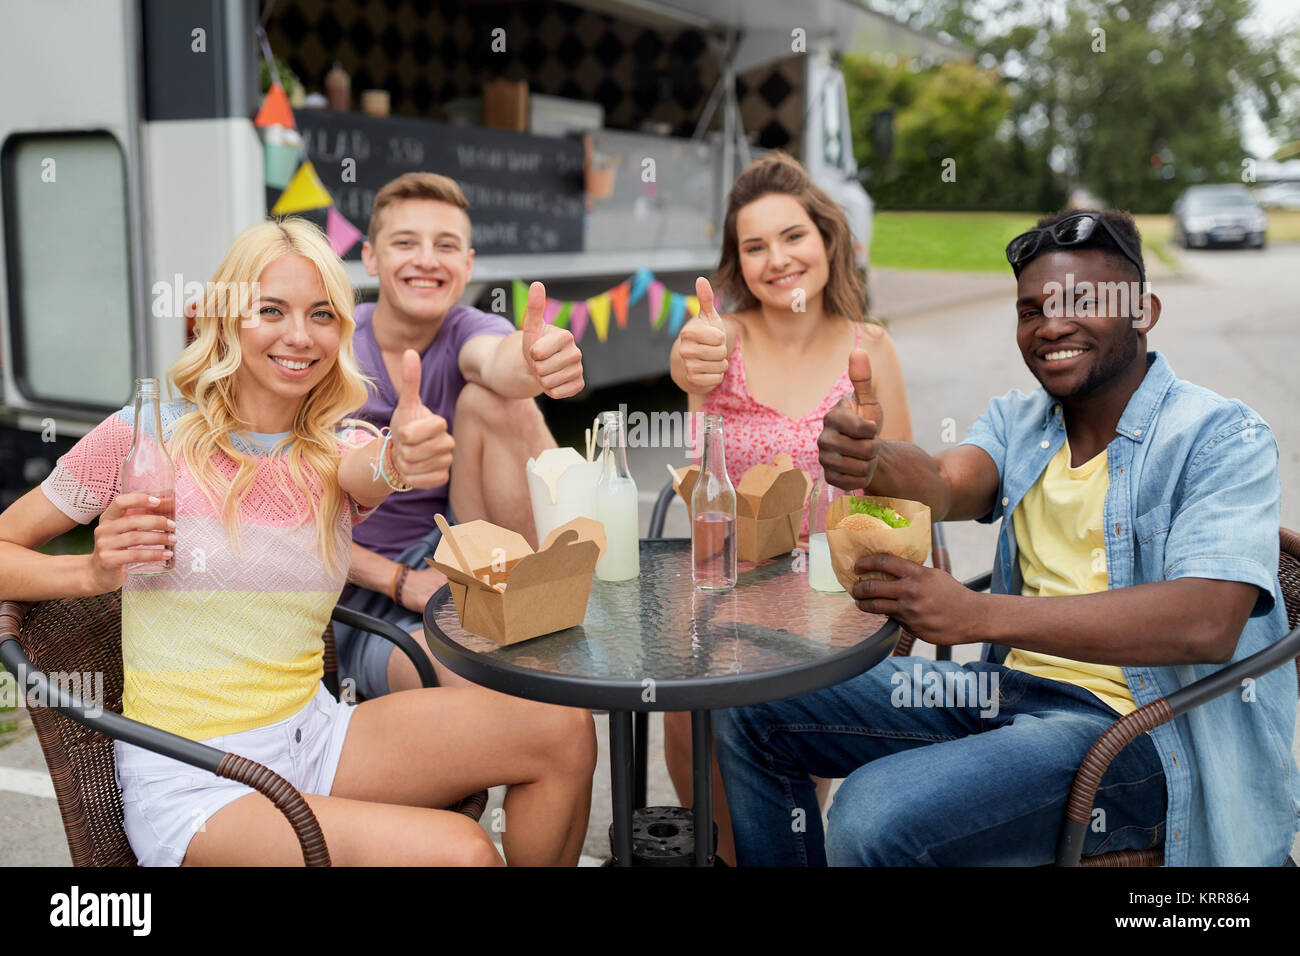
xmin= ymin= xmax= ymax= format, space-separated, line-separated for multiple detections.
xmin=1172 ymin=185 xmax=1268 ymax=249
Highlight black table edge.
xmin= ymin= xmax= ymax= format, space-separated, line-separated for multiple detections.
xmin=422 ymin=583 xmax=901 ymax=712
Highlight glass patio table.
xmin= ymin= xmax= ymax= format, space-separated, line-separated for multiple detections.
xmin=423 ymin=538 xmax=899 ymax=866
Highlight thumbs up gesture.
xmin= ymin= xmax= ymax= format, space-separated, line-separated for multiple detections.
xmin=388 ymin=349 xmax=455 ymax=489
xmin=522 ymin=281 xmax=585 ymax=399
xmin=677 ymin=277 xmax=729 ymax=391
xmin=818 ymin=348 xmax=886 ymax=491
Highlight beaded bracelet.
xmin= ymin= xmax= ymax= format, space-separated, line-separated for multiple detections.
xmin=377 ymin=428 xmax=413 ymax=493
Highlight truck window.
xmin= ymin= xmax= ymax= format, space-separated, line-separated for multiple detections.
xmin=2 ymin=132 xmax=134 ymax=410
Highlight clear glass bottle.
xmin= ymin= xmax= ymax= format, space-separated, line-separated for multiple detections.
xmin=691 ymin=413 xmax=737 ymax=589
xmin=593 ymin=409 xmax=640 ymax=581
xmin=807 ymin=466 xmax=845 ymax=592
xmin=121 ymin=378 xmax=176 ymax=575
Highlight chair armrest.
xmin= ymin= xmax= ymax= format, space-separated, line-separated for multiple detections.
xmin=331 ymin=604 xmax=438 ymax=689
xmin=649 ymin=477 xmax=677 ymax=540
xmin=0 ymin=615 xmax=330 ymax=866
xmin=1054 ymin=623 xmax=1300 ymax=866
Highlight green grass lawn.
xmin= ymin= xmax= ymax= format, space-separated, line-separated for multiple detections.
xmin=873 ymin=209 xmax=1299 ymax=274
xmin=870 ymin=212 xmax=1039 ymax=272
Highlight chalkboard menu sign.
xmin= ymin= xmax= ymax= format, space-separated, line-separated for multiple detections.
xmin=292 ymin=111 xmax=586 ymax=258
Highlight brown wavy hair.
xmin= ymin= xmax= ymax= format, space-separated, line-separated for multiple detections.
xmin=714 ymin=152 xmax=871 ymax=323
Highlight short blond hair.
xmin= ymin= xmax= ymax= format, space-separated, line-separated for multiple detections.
xmin=368 ymin=172 xmax=471 ymax=243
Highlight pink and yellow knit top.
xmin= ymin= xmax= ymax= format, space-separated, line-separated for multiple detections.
xmin=42 ymin=401 xmax=375 ymax=740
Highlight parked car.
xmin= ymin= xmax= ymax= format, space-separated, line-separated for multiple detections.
xmin=1254 ymin=182 xmax=1300 ymax=210
xmin=1171 ymin=184 xmax=1268 ymax=249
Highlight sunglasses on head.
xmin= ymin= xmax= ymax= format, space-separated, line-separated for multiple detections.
xmin=1006 ymin=213 xmax=1146 ymax=288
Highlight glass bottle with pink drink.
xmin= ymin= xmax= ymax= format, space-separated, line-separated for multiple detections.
xmin=121 ymin=378 xmax=175 ymax=575
xmin=691 ymin=413 xmax=736 ymax=589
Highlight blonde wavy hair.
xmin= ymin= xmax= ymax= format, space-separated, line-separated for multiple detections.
xmin=166 ymin=218 xmax=379 ymax=575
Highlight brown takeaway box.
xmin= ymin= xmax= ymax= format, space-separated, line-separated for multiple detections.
xmin=427 ymin=516 xmax=605 ymax=645
xmin=671 ymin=454 xmax=813 ymax=562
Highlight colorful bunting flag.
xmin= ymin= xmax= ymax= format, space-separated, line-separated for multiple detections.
xmin=254 ymin=82 xmax=296 ymax=130
xmin=512 ymin=280 xmax=528 ymax=327
xmin=647 ymin=281 xmax=666 ymax=329
xmin=587 ymin=293 xmax=611 ymax=342
xmin=569 ymin=301 xmax=589 ymax=342
xmin=610 ymin=282 xmax=630 ymax=329
xmin=325 ymin=206 xmax=362 ymax=257
xmin=628 ymin=267 xmax=653 ymax=306
xmin=686 ymin=295 xmax=701 ymax=318
xmin=543 ymin=297 xmax=562 ymax=325
xmin=667 ymin=293 xmax=687 ymax=335
xmin=270 ymin=161 xmax=333 ymax=215
xmin=553 ymin=301 xmax=573 ymax=330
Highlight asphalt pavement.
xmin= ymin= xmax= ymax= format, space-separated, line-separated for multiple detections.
xmin=4 ymin=242 xmax=1297 ymax=866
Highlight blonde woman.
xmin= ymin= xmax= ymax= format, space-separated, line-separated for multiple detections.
xmin=0 ymin=219 xmax=595 ymax=866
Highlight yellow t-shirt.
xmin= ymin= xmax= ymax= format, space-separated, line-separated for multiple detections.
xmin=1006 ymin=442 xmax=1137 ymax=716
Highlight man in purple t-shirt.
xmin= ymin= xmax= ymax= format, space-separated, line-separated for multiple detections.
xmin=336 ymin=172 xmax=585 ymax=700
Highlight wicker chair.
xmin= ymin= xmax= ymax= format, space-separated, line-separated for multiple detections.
xmin=964 ymin=528 xmax=1300 ymax=867
xmin=0 ymin=595 xmax=488 ymax=867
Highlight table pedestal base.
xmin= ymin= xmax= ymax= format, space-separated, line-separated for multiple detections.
xmin=606 ymin=806 xmax=719 ymax=867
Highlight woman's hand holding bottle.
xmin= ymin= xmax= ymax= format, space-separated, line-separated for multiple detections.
xmin=86 ymin=492 xmax=176 ymax=593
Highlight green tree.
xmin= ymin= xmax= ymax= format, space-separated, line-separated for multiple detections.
xmin=875 ymin=0 xmax=1296 ymax=212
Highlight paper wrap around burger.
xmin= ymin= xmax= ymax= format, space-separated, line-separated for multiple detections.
xmin=825 ymin=495 xmax=931 ymax=592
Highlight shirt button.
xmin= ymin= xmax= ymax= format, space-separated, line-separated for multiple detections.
xmin=1002 ymin=497 xmax=1009 ymax=506
xmin=1115 ymin=523 xmax=1122 ymax=535
xmin=295 ymin=729 xmax=302 ymax=743
xmin=1134 ymin=428 xmax=1142 ymax=437
xmin=1040 ymin=440 xmax=1049 ymax=449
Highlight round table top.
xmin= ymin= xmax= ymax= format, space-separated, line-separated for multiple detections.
xmin=423 ymin=538 xmax=898 ymax=711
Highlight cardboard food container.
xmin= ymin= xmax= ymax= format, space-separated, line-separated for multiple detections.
xmin=427 ymin=517 xmax=605 ymax=646
xmin=825 ymin=495 xmax=931 ymax=592
xmin=671 ymin=454 xmax=813 ymax=562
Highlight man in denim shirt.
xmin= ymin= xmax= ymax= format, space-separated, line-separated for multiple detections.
xmin=715 ymin=210 xmax=1298 ymax=866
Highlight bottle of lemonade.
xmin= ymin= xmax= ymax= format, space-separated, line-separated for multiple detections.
xmin=593 ymin=409 xmax=640 ymax=581
xmin=691 ymin=413 xmax=737 ymax=589
xmin=121 ymin=378 xmax=176 ymax=575
xmin=808 ymin=466 xmax=845 ymax=592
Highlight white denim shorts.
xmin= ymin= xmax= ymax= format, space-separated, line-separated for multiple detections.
xmin=114 ymin=684 xmax=355 ymax=866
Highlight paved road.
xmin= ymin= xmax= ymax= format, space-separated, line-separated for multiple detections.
xmin=4 ymin=243 xmax=1297 ymax=866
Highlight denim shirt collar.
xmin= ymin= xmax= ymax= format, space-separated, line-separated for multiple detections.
xmin=1038 ymin=350 xmax=1174 ymax=440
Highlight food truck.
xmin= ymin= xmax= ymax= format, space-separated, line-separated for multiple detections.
xmin=0 ymin=0 xmax=965 ymax=494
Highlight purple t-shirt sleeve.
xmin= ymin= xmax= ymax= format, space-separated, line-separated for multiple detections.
xmin=350 ymin=303 xmax=515 ymax=560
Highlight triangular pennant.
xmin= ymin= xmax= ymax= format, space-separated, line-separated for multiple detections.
xmin=686 ymin=294 xmax=701 ymax=318
xmin=647 ymin=281 xmax=666 ymax=329
xmin=512 ymin=280 xmax=529 ymax=327
xmin=543 ymin=297 xmax=562 ymax=325
xmin=587 ymin=293 xmax=611 ymax=342
xmin=610 ymin=282 xmax=630 ymax=329
xmin=667 ymin=293 xmax=688 ymax=335
xmin=325 ymin=206 xmax=363 ymax=257
xmin=270 ymin=161 xmax=333 ymax=215
xmin=553 ymin=301 xmax=573 ymax=330
xmin=568 ymin=301 xmax=589 ymax=342
xmin=255 ymin=82 xmax=296 ymax=130
xmin=628 ymin=267 xmax=653 ymax=306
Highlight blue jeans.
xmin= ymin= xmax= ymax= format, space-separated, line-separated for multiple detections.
xmin=714 ymin=657 xmax=1167 ymax=866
